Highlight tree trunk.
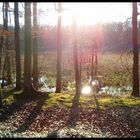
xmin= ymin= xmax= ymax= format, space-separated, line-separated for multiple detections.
xmin=0 ymin=37 xmax=4 ymax=80
xmin=14 ymin=2 xmax=21 ymax=90
xmin=23 ymin=3 xmax=32 ymax=95
xmin=132 ymin=2 xmax=139 ymax=97
xmin=2 ymin=2 xmax=11 ymax=86
xmin=0 ymin=84 xmax=2 ymax=108
xmin=5 ymin=2 xmax=11 ymax=85
xmin=56 ymin=3 xmax=62 ymax=93
xmin=94 ymin=48 xmax=97 ymax=76
xmin=32 ymin=2 xmax=38 ymax=89
xmin=90 ymin=45 xmax=94 ymax=83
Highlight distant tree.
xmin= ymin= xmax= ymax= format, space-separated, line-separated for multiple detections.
xmin=32 ymin=2 xmax=38 ymax=89
xmin=5 ymin=2 xmax=11 ymax=85
xmin=90 ymin=43 xmax=94 ymax=83
xmin=132 ymin=2 xmax=139 ymax=97
xmin=55 ymin=3 xmax=62 ymax=93
xmin=0 ymin=3 xmax=4 ymax=108
xmin=0 ymin=87 xmax=2 ymax=108
xmin=2 ymin=2 xmax=12 ymax=86
xmin=14 ymin=2 xmax=21 ymax=90
xmin=23 ymin=3 xmax=32 ymax=95
xmin=94 ymin=45 xmax=98 ymax=76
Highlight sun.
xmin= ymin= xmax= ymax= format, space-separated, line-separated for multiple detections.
xmin=37 ymin=3 xmax=131 ymax=26
xmin=58 ymin=3 xmax=132 ymax=26
xmin=81 ymin=85 xmax=92 ymax=95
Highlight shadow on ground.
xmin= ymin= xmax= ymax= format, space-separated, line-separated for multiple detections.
xmin=13 ymin=96 xmax=46 ymax=133
xmin=0 ymin=89 xmax=48 ymax=129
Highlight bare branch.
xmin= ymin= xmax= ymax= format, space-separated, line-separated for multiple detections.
xmin=122 ymin=17 xmax=132 ymax=25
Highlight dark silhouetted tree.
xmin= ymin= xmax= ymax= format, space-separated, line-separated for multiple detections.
xmin=23 ymin=3 xmax=32 ymax=95
xmin=55 ymin=3 xmax=62 ymax=93
xmin=132 ymin=2 xmax=139 ymax=97
xmin=32 ymin=2 xmax=38 ymax=89
xmin=14 ymin=2 xmax=21 ymax=90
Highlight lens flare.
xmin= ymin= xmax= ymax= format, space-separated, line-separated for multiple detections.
xmin=81 ymin=85 xmax=91 ymax=95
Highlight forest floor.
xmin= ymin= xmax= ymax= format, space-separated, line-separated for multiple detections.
xmin=0 ymin=90 xmax=140 ymax=138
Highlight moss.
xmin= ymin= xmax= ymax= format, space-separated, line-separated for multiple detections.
xmin=2 ymin=85 xmax=140 ymax=110
xmin=2 ymin=95 xmax=15 ymax=105
xmin=42 ymin=92 xmax=140 ymax=110
xmin=96 ymin=97 xmax=140 ymax=109
xmin=42 ymin=93 xmax=74 ymax=109
xmin=31 ymin=102 xmax=37 ymax=107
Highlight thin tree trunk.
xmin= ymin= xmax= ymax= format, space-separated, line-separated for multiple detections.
xmin=0 ymin=40 xmax=3 ymax=108
xmin=56 ymin=3 xmax=62 ymax=93
xmin=0 ymin=3 xmax=4 ymax=76
xmin=2 ymin=2 xmax=11 ymax=86
xmin=0 ymin=84 xmax=2 ymax=108
xmin=94 ymin=48 xmax=97 ymax=76
xmin=0 ymin=36 xmax=3 ymax=80
xmin=32 ymin=2 xmax=38 ymax=89
xmin=23 ymin=3 xmax=32 ymax=95
xmin=5 ymin=2 xmax=11 ymax=85
xmin=14 ymin=2 xmax=21 ymax=90
xmin=0 ymin=3 xmax=4 ymax=108
xmin=90 ymin=45 xmax=94 ymax=83
xmin=132 ymin=2 xmax=139 ymax=97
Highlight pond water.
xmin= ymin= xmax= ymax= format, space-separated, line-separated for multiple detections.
xmin=39 ymin=76 xmax=134 ymax=95
xmin=0 ymin=76 xmax=135 ymax=96
xmin=39 ymin=76 xmax=56 ymax=92
xmin=0 ymin=80 xmax=7 ymax=84
xmin=99 ymin=85 xmax=132 ymax=96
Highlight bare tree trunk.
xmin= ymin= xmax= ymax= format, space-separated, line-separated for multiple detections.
xmin=56 ymin=3 xmax=62 ymax=93
xmin=23 ymin=3 xmax=32 ymax=96
xmin=94 ymin=48 xmax=98 ymax=76
xmin=79 ymin=43 xmax=82 ymax=82
xmin=90 ymin=45 xmax=94 ymax=83
xmin=2 ymin=2 xmax=11 ymax=86
xmin=0 ymin=37 xmax=3 ymax=80
xmin=0 ymin=85 xmax=2 ymax=108
xmin=14 ymin=2 xmax=21 ymax=90
xmin=0 ymin=49 xmax=2 ymax=108
xmin=32 ymin=2 xmax=38 ymax=89
xmin=5 ymin=2 xmax=11 ymax=85
xmin=132 ymin=2 xmax=139 ymax=97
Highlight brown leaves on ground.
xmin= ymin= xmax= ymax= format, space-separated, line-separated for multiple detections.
xmin=0 ymin=99 xmax=140 ymax=138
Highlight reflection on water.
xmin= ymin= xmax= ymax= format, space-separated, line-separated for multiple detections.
xmin=0 ymin=76 xmax=134 ymax=95
xmin=39 ymin=76 xmax=56 ymax=92
xmin=99 ymin=85 xmax=132 ymax=96
xmin=0 ymin=80 xmax=7 ymax=84
xmin=88 ymin=79 xmax=133 ymax=96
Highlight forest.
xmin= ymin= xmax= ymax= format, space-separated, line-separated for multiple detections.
xmin=0 ymin=2 xmax=140 ymax=138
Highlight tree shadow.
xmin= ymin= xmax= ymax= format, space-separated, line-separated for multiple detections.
xmin=93 ymin=93 xmax=100 ymax=110
xmin=67 ymin=88 xmax=100 ymax=128
xmin=0 ymin=93 xmax=33 ymax=122
xmin=0 ymin=89 xmax=48 ymax=123
xmin=67 ymin=94 xmax=80 ymax=127
xmin=13 ymin=96 xmax=47 ymax=133
xmin=46 ymin=130 xmax=58 ymax=138
xmin=2 ymin=88 xmax=21 ymax=99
